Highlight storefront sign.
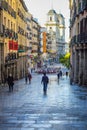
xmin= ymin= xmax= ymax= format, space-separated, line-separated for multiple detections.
xmin=9 ymin=40 xmax=18 ymax=50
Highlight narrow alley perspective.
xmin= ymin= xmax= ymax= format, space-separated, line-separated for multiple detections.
xmin=0 ymin=0 xmax=87 ymax=130
xmin=0 ymin=73 xmax=87 ymax=130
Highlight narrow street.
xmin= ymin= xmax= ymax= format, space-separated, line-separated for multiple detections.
xmin=0 ymin=73 xmax=87 ymax=130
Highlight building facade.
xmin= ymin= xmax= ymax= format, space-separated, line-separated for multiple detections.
xmin=31 ymin=18 xmax=41 ymax=68
xmin=69 ymin=0 xmax=87 ymax=86
xmin=17 ymin=0 xmax=28 ymax=79
xmin=0 ymin=0 xmax=18 ymax=83
xmin=26 ymin=12 xmax=32 ymax=70
xmin=0 ymin=0 xmax=41 ymax=84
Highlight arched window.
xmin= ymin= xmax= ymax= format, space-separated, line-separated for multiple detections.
xmin=50 ymin=16 xmax=52 ymax=21
xmin=4 ymin=17 xmax=6 ymax=26
xmin=50 ymin=27 xmax=52 ymax=30
xmin=8 ymin=19 xmax=10 ymax=29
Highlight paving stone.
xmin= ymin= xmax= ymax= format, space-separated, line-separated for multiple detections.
xmin=0 ymin=74 xmax=87 ymax=130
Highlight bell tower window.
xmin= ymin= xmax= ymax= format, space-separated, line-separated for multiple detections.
xmin=50 ymin=16 xmax=52 ymax=21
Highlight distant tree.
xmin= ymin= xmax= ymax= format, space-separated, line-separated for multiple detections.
xmin=59 ymin=53 xmax=70 ymax=69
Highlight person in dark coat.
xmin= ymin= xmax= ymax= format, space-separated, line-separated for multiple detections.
xmin=7 ymin=74 xmax=14 ymax=92
xmin=57 ymin=72 xmax=60 ymax=84
xmin=41 ymin=72 xmax=49 ymax=95
xmin=59 ymin=70 xmax=62 ymax=78
xmin=66 ymin=71 xmax=68 ymax=79
xmin=25 ymin=73 xmax=28 ymax=84
xmin=28 ymin=72 xmax=32 ymax=84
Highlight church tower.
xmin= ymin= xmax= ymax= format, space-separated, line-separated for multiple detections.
xmin=45 ymin=9 xmax=65 ymax=61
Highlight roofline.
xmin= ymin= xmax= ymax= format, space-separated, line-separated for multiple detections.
xmin=19 ymin=0 xmax=28 ymax=12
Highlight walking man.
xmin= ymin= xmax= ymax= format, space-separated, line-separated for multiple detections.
xmin=41 ymin=72 xmax=49 ymax=95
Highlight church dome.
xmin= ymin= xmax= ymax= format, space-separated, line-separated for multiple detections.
xmin=57 ymin=13 xmax=65 ymax=25
xmin=58 ymin=13 xmax=64 ymax=18
xmin=47 ymin=9 xmax=57 ymax=15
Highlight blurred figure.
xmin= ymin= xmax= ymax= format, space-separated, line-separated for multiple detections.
xmin=25 ymin=73 xmax=28 ymax=84
xmin=66 ymin=71 xmax=68 ymax=79
xmin=28 ymin=72 xmax=32 ymax=84
xmin=41 ymin=72 xmax=49 ymax=95
xmin=7 ymin=74 xmax=14 ymax=92
xmin=59 ymin=70 xmax=62 ymax=78
xmin=57 ymin=72 xmax=60 ymax=84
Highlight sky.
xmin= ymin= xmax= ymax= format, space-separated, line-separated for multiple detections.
xmin=24 ymin=0 xmax=70 ymax=42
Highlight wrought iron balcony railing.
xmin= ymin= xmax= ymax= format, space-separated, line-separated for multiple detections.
xmin=71 ymin=32 xmax=87 ymax=45
xmin=0 ymin=1 xmax=16 ymax=19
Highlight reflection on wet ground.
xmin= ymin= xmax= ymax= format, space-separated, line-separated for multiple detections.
xmin=0 ymin=74 xmax=87 ymax=130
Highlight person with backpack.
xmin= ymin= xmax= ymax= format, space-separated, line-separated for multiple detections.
xmin=41 ymin=72 xmax=49 ymax=95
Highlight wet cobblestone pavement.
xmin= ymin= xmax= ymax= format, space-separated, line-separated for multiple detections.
xmin=0 ymin=74 xmax=87 ymax=130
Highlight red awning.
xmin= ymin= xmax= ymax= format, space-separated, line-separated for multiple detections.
xmin=13 ymin=41 xmax=18 ymax=50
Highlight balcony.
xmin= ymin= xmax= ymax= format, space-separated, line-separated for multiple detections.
xmin=70 ymin=35 xmax=77 ymax=45
xmin=71 ymin=33 xmax=87 ymax=45
xmin=11 ymin=9 xmax=16 ymax=19
xmin=79 ymin=33 xmax=87 ymax=43
xmin=82 ymin=0 xmax=87 ymax=10
xmin=1 ymin=0 xmax=8 ymax=11
xmin=5 ymin=53 xmax=17 ymax=62
xmin=0 ymin=1 xmax=16 ymax=18
xmin=8 ymin=4 xmax=16 ymax=18
xmin=76 ymin=1 xmax=87 ymax=17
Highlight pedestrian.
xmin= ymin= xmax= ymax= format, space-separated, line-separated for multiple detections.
xmin=66 ymin=71 xmax=68 ymax=79
xmin=57 ymin=72 xmax=60 ymax=84
xmin=28 ymin=72 xmax=32 ymax=84
xmin=25 ymin=73 xmax=28 ymax=84
xmin=41 ymin=72 xmax=49 ymax=95
xmin=59 ymin=70 xmax=62 ymax=78
xmin=7 ymin=74 xmax=14 ymax=92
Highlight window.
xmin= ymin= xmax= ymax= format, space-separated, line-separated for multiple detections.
xmin=50 ymin=27 xmax=52 ymax=30
xmin=11 ymin=22 xmax=12 ymax=30
xmin=77 ymin=23 xmax=79 ymax=34
xmin=8 ymin=20 xmax=10 ymax=29
xmin=4 ymin=17 xmax=6 ymax=26
xmin=60 ymin=28 xmax=63 ymax=36
xmin=14 ymin=23 xmax=15 ymax=32
xmin=50 ymin=17 xmax=52 ymax=21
